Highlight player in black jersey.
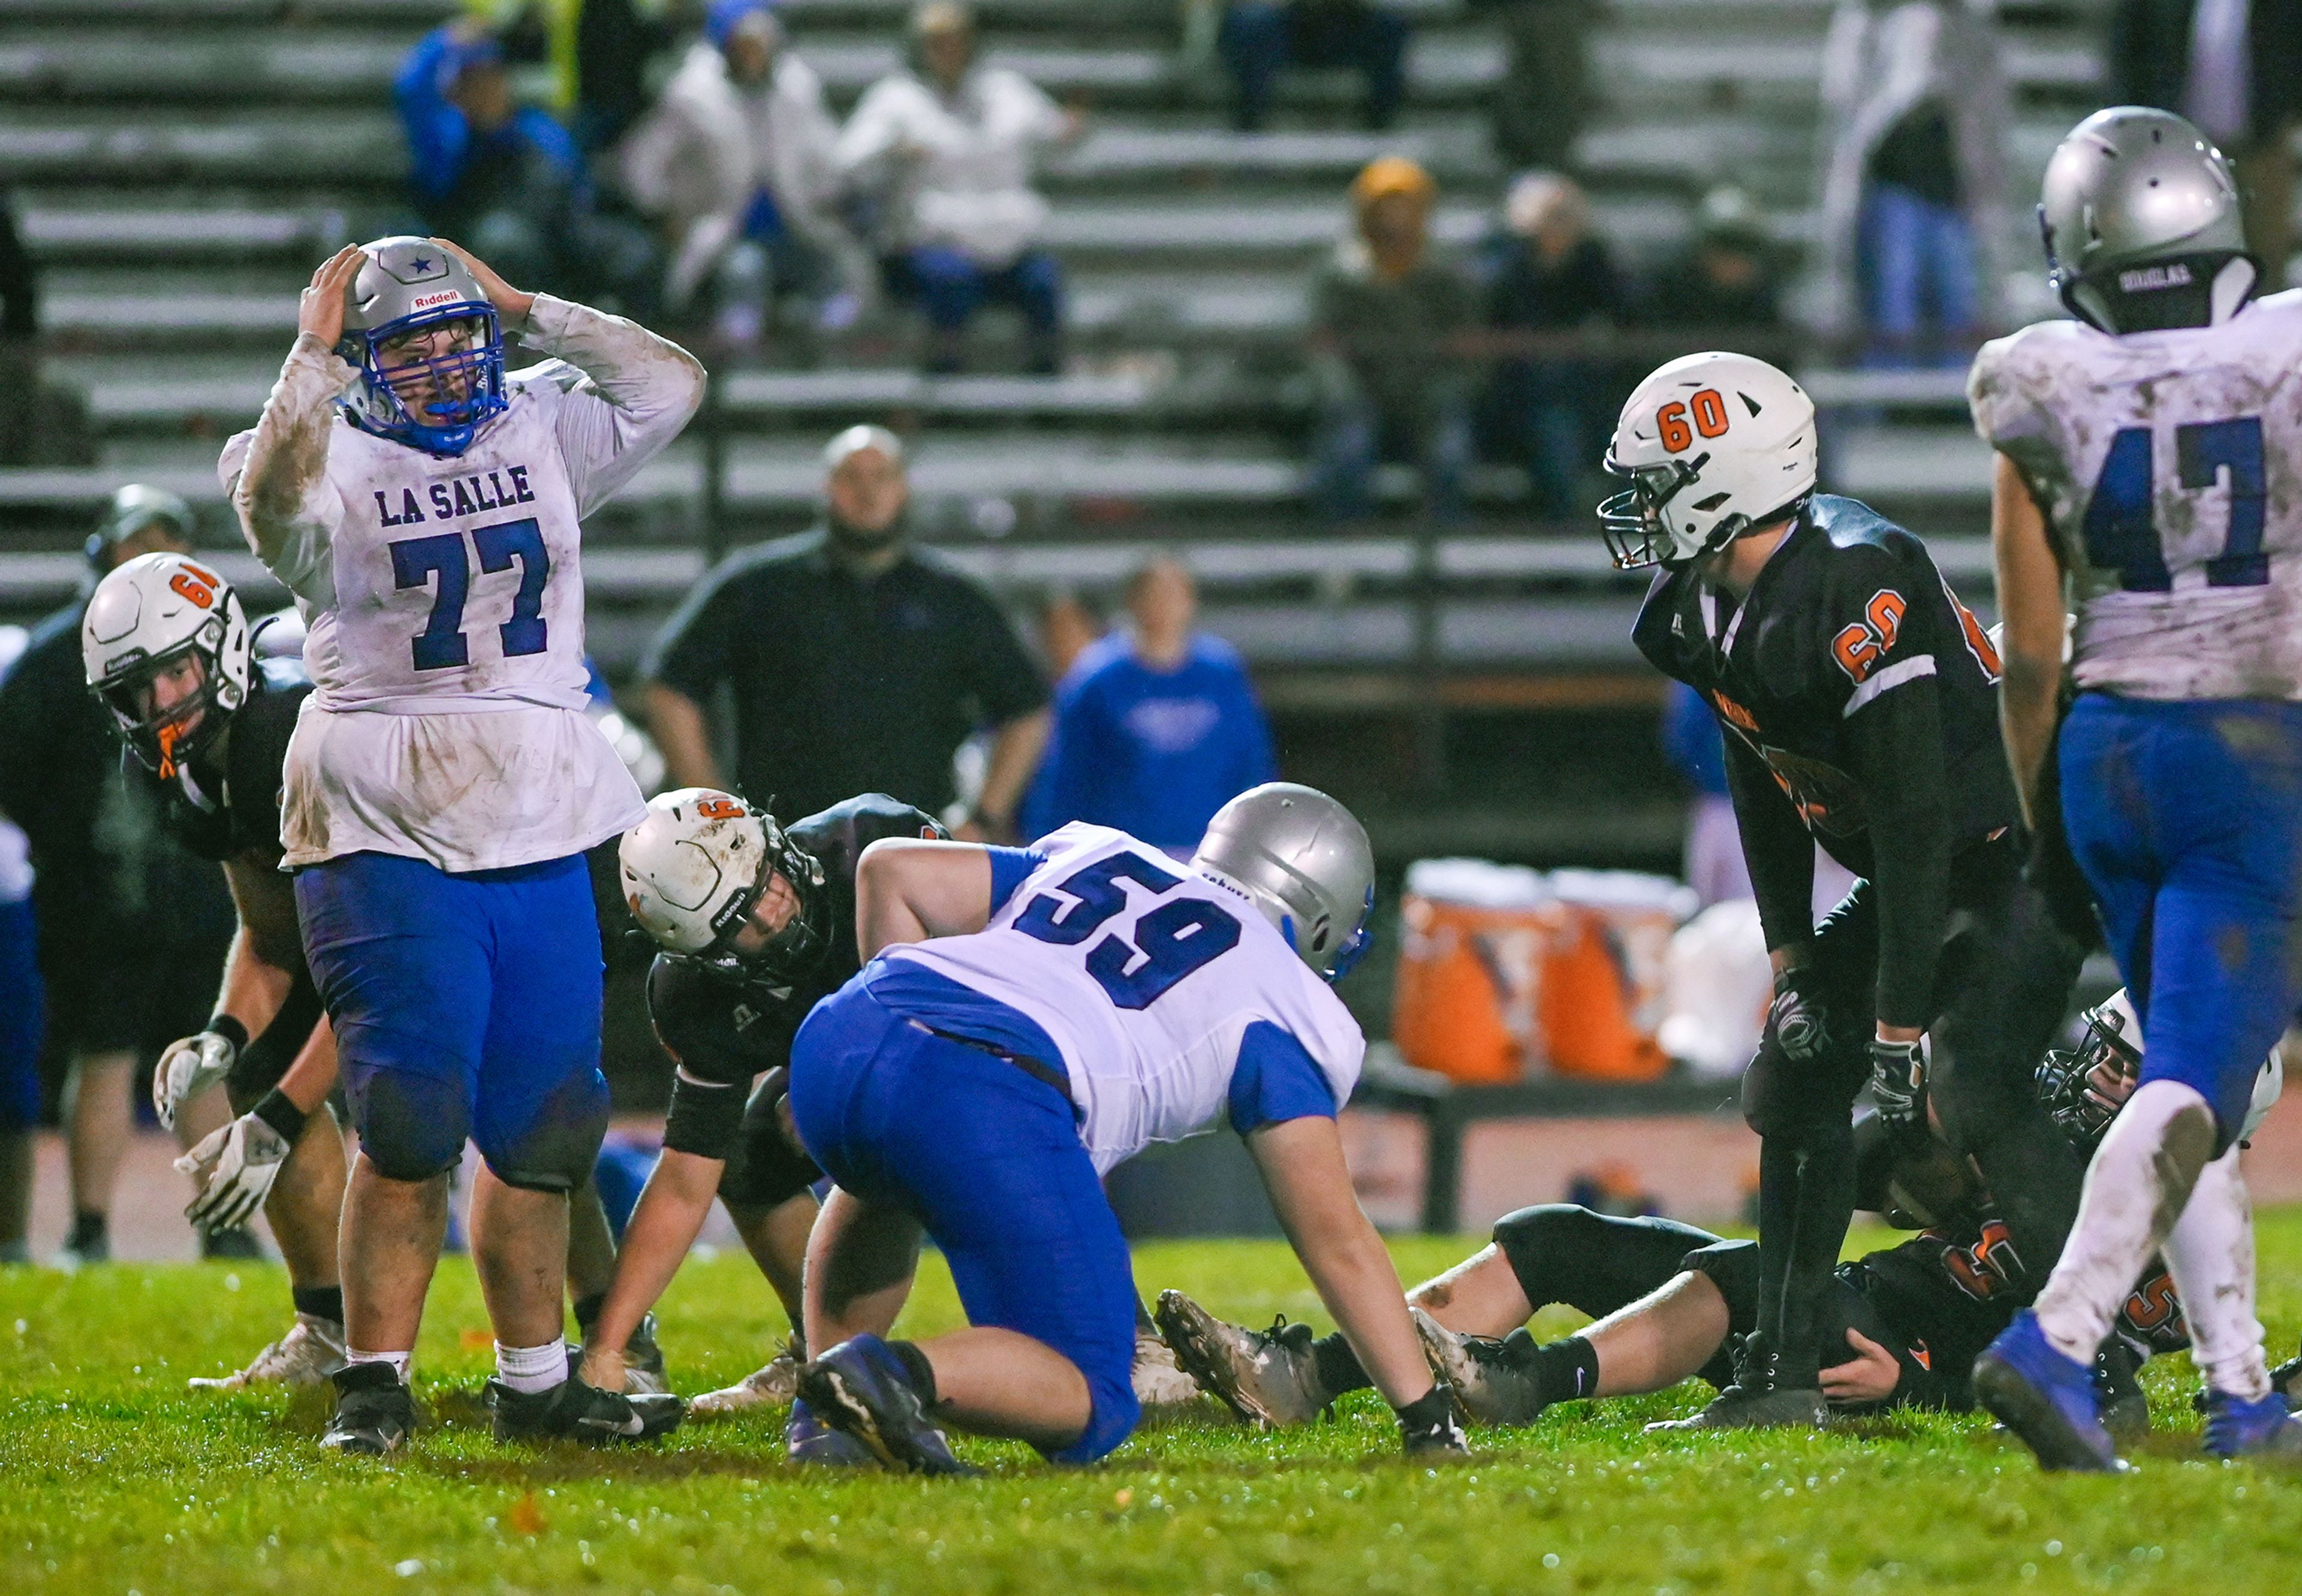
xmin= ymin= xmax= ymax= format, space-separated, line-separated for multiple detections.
xmin=80 ymin=551 xmax=351 ymax=1389
xmin=1156 ymin=989 xmax=2265 ymax=1435
xmin=592 ymin=788 xmax=945 ymax=1423
xmin=1599 ymin=352 xmax=2087 ymax=1428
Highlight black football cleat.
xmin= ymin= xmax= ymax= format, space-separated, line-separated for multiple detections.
xmin=2095 ymin=1339 xmax=2150 ymax=1444
xmin=797 ymin=1335 xmax=979 ymax=1477
xmin=1646 ymin=1331 xmax=1827 ymax=1432
xmin=320 ymin=1361 xmax=418 ymax=1456
xmin=489 ymin=1374 xmax=683 ymax=1445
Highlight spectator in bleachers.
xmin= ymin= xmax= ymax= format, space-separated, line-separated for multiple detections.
xmin=2110 ymin=0 xmax=2302 ymax=287
xmin=620 ymin=0 xmax=869 ymax=346
xmin=0 ymin=195 xmax=92 ymax=469
xmin=1022 ymin=559 xmax=1276 ymax=857
xmin=1481 ymin=171 xmax=1623 ymax=520
xmin=396 ymin=21 xmax=660 ymax=318
xmin=1816 ymin=0 xmax=2009 ymax=365
xmin=836 ymin=1 xmax=1081 ymax=375
xmin=641 ymin=424 xmax=1051 ymax=836
xmin=1035 ymin=588 xmax=1107 ymax=681
xmin=576 ymin=0 xmax=686 ymax=155
xmin=1642 ymin=185 xmax=1787 ymax=334
xmin=1219 ymin=1 xmax=1408 ymax=134
xmin=1309 ymin=156 xmax=1475 ymax=525
xmin=1466 ymin=0 xmax=1595 ymax=169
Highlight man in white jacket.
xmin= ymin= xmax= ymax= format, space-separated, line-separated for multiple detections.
xmin=621 ymin=0 xmax=868 ymax=343
xmin=836 ymin=1 xmax=1080 ymax=373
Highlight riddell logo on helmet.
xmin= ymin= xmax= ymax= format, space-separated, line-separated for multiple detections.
xmin=410 ymin=290 xmax=466 ymax=310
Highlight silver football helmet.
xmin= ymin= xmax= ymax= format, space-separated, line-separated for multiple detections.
xmin=2039 ymin=107 xmax=2254 ymax=333
xmin=335 ymin=236 xmax=508 ymax=456
xmin=1192 ymin=783 xmax=1375 ymax=980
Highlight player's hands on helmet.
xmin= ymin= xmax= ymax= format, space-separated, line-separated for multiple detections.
xmin=177 ymin=1112 xmax=292 ymax=1235
xmin=1765 ymin=963 xmax=1831 ymax=1064
xmin=1868 ymin=1031 xmax=1929 ymax=1137
xmin=299 ymin=244 xmax=366 ymax=349
xmin=427 ymin=237 xmax=535 ymax=328
xmin=153 ymin=1029 xmax=239 ymax=1131
xmin=1818 ymin=1327 xmax=1902 ymax=1405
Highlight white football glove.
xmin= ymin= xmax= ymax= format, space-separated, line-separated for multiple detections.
xmin=177 ymin=1112 xmax=292 ymax=1235
xmin=153 ymin=1030 xmax=239 ymax=1132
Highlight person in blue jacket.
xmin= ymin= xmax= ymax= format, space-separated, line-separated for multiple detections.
xmin=1022 ymin=559 xmax=1276 ymax=857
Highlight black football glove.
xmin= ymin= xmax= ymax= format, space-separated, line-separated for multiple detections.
xmin=1765 ymin=965 xmax=1832 ymax=1064
xmin=1868 ymin=1036 xmax=1929 ymax=1137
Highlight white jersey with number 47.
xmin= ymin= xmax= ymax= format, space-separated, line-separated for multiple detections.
xmin=884 ymin=822 xmax=1367 ymax=1174
xmin=1967 ymin=289 xmax=2302 ymax=701
xmin=221 ymin=295 xmax=703 ymax=871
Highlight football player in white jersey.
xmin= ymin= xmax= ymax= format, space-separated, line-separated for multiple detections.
xmin=221 ymin=236 xmax=701 ymax=1453
xmin=1969 ymin=107 xmax=2302 ymax=1468
xmin=779 ymin=784 xmax=1467 ymax=1471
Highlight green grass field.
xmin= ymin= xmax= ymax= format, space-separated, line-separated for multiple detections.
xmin=9 ymin=1217 xmax=2302 ymax=1596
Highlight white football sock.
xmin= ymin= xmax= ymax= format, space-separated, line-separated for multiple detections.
xmin=2034 ymin=1079 xmax=2216 ymax=1365
xmin=344 ymin=1348 xmax=413 ymax=1384
xmin=495 ymin=1339 xmax=570 ymax=1395
xmin=2161 ymin=1145 xmax=2270 ymax=1401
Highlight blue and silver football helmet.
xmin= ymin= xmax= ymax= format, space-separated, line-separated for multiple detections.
xmin=335 ymin=236 xmax=508 ymax=456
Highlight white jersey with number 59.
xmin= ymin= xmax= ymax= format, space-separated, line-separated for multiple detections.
xmin=884 ymin=823 xmax=1366 ymax=1174
xmin=221 ymin=295 xmax=702 ymax=871
xmin=1967 ymin=289 xmax=2302 ymax=701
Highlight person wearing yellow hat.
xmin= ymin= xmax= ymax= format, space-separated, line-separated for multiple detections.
xmin=1306 ymin=156 xmax=1475 ymax=525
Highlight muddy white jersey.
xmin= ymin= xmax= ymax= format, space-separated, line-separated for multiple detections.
xmin=1968 ymin=291 xmax=2302 ymax=701
xmin=884 ymin=823 xmax=1366 ymax=1174
xmin=221 ymin=294 xmax=703 ymax=870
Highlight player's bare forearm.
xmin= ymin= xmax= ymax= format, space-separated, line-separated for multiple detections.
xmin=274 ymin=1014 xmax=340 ymax=1118
xmin=969 ymin=708 xmax=1052 ymax=837
xmin=1249 ymin=1117 xmax=1435 ymax=1410
xmin=210 ymin=924 xmax=295 ymax=1046
xmin=582 ymin=1148 xmax=723 ymax=1380
xmin=854 ymin=839 xmax=994 ymax=959
xmin=642 ymin=683 xmax=724 ymax=791
xmin=1989 ymin=451 xmax=2069 ymax=829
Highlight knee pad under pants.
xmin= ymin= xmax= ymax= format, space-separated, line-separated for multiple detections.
xmin=792 ymin=983 xmax=1141 ymax=1462
xmin=296 ymin=850 xmax=610 ymax=1190
xmin=1495 ymin=1206 xmax=1736 ymax=1389
xmin=2060 ymin=695 xmax=2302 ymax=1152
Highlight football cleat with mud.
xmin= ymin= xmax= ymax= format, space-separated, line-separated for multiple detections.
xmin=190 ymin=1313 xmax=346 ymax=1391
xmin=689 ymin=1349 xmax=803 ymax=1418
xmin=1154 ymin=1289 xmax=1328 ymax=1428
xmin=1410 ymin=1308 xmax=1549 ymax=1425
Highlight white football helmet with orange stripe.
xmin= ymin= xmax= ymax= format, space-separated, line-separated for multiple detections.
xmin=619 ymin=787 xmax=829 ymax=977
xmin=81 ymin=550 xmax=253 ymax=776
xmin=1599 ymin=351 xmax=1818 ymax=570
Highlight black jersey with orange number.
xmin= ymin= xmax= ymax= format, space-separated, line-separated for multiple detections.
xmin=1632 ymin=494 xmax=2017 ymax=876
xmin=649 ymin=792 xmax=944 ymax=1161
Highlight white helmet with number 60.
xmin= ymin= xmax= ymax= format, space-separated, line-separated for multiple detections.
xmin=1599 ymin=351 xmax=1816 ymax=570
xmin=80 ymin=551 xmax=253 ymax=777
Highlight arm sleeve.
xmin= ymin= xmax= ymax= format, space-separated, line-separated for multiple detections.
xmin=225 ymin=337 xmax=355 ymax=604
xmin=519 ymin=294 xmax=706 ymax=518
xmin=1721 ymin=728 xmax=1817 ymax=955
xmin=1842 ymin=666 xmax=1951 ymax=1029
xmin=954 ymin=583 xmax=1049 ymax=725
xmin=394 ymin=27 xmax=469 ymax=204
xmin=1229 ymin=1020 xmax=1340 ymax=1136
xmin=640 ymin=559 xmax=743 ymax=702
xmin=661 ymin=1069 xmax=748 ymax=1161
xmin=984 ymin=846 xmax=1048 ymax=916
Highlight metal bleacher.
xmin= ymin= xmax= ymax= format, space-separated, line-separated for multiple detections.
xmin=0 ymin=0 xmax=2110 ymax=696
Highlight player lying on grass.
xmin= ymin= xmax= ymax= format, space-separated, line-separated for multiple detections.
xmin=782 ymin=785 xmax=1466 ymax=1471
xmin=1159 ymin=991 xmax=2280 ymax=1434
xmin=226 ymin=236 xmax=700 ymax=1453
xmin=586 ymin=787 xmax=1203 ymax=1432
